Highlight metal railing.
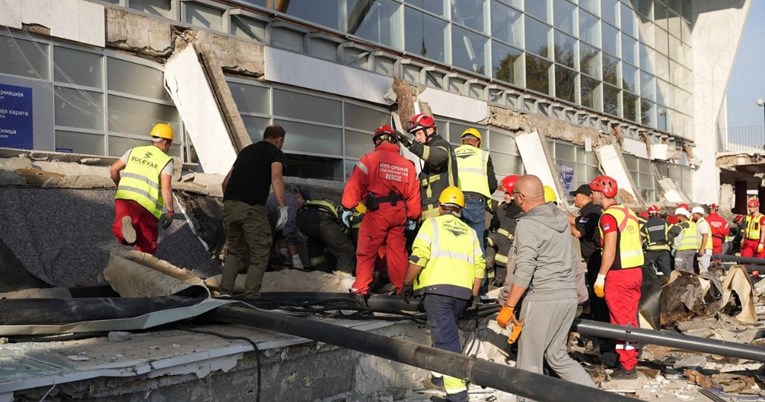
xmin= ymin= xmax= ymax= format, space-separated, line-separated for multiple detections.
xmin=718 ymin=125 xmax=765 ymax=152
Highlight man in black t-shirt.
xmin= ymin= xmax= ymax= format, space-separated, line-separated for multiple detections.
xmin=220 ymin=125 xmax=288 ymax=298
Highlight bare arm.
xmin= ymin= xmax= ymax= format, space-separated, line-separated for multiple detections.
xmin=109 ymin=159 xmax=126 ymax=186
xmin=160 ymin=173 xmax=173 ymax=212
xmin=404 ymin=262 xmax=423 ymax=284
xmin=271 ymin=162 xmax=286 ymax=208
xmin=502 ymin=284 xmax=527 ymax=308
xmin=699 ymin=233 xmax=708 ymax=255
xmin=599 ymin=231 xmax=617 ymax=275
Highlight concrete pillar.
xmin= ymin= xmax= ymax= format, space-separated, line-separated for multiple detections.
xmin=735 ymin=180 xmax=748 ymax=214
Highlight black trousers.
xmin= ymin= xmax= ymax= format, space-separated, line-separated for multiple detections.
xmin=295 ymin=209 xmax=356 ymax=274
xmin=644 ymin=250 xmax=671 ymax=276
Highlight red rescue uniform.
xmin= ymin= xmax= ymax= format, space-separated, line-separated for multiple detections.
xmin=342 ymin=142 xmax=421 ymax=294
xmin=705 ymin=211 xmax=729 ymax=255
xmin=741 ymin=213 xmax=765 ymax=258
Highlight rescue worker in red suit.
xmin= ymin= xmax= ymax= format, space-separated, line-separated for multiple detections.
xmin=590 ymin=175 xmax=644 ymax=380
xmin=342 ymin=125 xmax=422 ymax=295
xmin=706 ymin=203 xmax=730 ymax=255
xmin=665 ymin=203 xmax=688 ymax=225
xmin=741 ymin=198 xmax=765 ymax=258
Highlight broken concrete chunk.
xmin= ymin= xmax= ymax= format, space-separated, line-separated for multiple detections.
xmin=108 ymin=331 xmax=132 ymax=342
xmin=673 ymin=355 xmax=707 ymax=369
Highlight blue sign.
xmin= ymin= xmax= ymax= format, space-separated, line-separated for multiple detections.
xmin=559 ymin=163 xmax=575 ymax=193
xmin=0 ymin=83 xmax=33 ymax=149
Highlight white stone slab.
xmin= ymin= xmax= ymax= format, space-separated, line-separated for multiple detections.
xmin=622 ymin=137 xmax=648 ymax=159
xmin=418 ymin=87 xmax=488 ymax=123
xmin=50 ymin=0 xmax=78 ymax=42
xmin=515 ymin=131 xmax=561 ymax=201
xmin=596 ymin=144 xmax=637 ymax=198
xmin=0 ymin=0 xmax=22 ymax=29
xmin=77 ymin=0 xmax=105 ymax=47
xmin=21 ymin=0 xmax=51 ymax=28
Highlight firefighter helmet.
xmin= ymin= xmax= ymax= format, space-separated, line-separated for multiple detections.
xmin=500 ymin=175 xmax=520 ymax=194
xmin=648 ymin=205 xmax=660 ymax=214
xmin=407 ymin=113 xmax=436 ymax=134
xmin=589 ymin=175 xmax=618 ymax=198
xmin=373 ymin=125 xmax=397 ymax=144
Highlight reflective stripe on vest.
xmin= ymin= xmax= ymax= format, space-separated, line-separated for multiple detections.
xmin=642 ymin=216 xmax=670 ymax=251
xmin=455 ymin=145 xmax=491 ymax=198
xmin=697 ymin=217 xmax=713 ymax=250
xmin=413 ymin=215 xmax=481 ymax=295
xmin=115 ymin=145 xmax=171 ymax=218
xmin=599 ymin=205 xmax=644 ymax=269
xmin=676 ymin=221 xmax=698 ymax=251
xmin=745 ymin=213 xmax=763 ymax=240
xmin=304 ymin=200 xmax=339 ymax=220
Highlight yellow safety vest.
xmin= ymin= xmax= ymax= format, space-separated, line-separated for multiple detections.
xmin=697 ymin=217 xmax=713 ymax=250
xmin=410 ymin=214 xmax=485 ymax=299
xmin=115 ymin=145 xmax=172 ymax=218
xmin=455 ymin=144 xmax=491 ymax=198
xmin=304 ymin=200 xmax=339 ymax=220
xmin=599 ymin=205 xmax=644 ymax=269
xmin=676 ymin=220 xmax=698 ymax=251
xmin=745 ymin=213 xmax=763 ymax=240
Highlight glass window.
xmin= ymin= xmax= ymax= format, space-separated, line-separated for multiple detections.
xmin=622 ymin=63 xmax=637 ymax=93
xmin=273 ymin=89 xmax=341 ymax=125
xmin=275 ymin=119 xmax=343 ymax=156
xmin=407 ymin=0 xmax=447 ymax=17
xmin=526 ymin=54 xmax=552 ymax=94
xmin=668 ymin=34 xmax=681 ymax=61
xmin=668 ymin=10 xmax=681 ymax=39
xmin=603 ymin=53 xmax=619 ymax=86
xmin=656 ymin=78 xmax=670 ymax=107
xmin=640 ymin=71 xmax=655 ymax=100
xmin=602 ymin=24 xmax=619 ymax=56
xmin=525 ymin=17 xmax=551 ymax=58
xmin=636 ymin=0 xmax=652 ymax=18
xmin=623 ymin=92 xmax=638 ymax=122
xmin=492 ymin=41 xmax=523 ymax=85
xmin=56 ymin=130 xmax=104 ymax=155
xmin=452 ymin=26 xmax=488 ymax=74
xmin=580 ymin=0 xmax=599 ymax=16
xmin=639 ymin=20 xmax=655 ymax=48
xmin=129 ymin=0 xmax=173 ymax=18
xmin=620 ymin=2 xmax=637 ymax=38
xmin=655 ymin=26 xmax=668 ymax=55
xmin=555 ymin=65 xmax=577 ymax=103
xmin=107 ymin=58 xmax=170 ymax=102
xmin=603 ymin=83 xmax=620 ymax=117
xmin=601 ymin=0 xmax=618 ymax=27
xmin=353 ymin=0 xmax=402 ymax=49
xmin=185 ymin=2 xmax=224 ymax=31
xmin=655 ymin=52 xmax=669 ymax=81
xmin=271 ymin=27 xmax=305 ymax=53
xmin=622 ymin=35 xmax=637 ymax=66
xmin=229 ymin=82 xmax=270 ymax=115
xmin=55 ymin=87 xmax=104 ymax=130
xmin=581 ymin=75 xmax=600 ymax=110
xmin=241 ymin=115 xmax=272 ymax=141
xmin=232 ymin=15 xmax=267 ymax=42
xmin=309 ymin=37 xmax=339 ymax=62
xmin=0 ymin=36 xmax=49 ymax=79
xmin=344 ymin=130 xmax=374 ymax=159
xmin=109 ymin=135 xmax=151 ymax=157
xmin=657 ymin=106 xmax=669 ymax=131
xmin=489 ymin=129 xmax=519 ymax=154
xmin=639 ymin=45 xmax=654 ymax=74
xmin=491 ymin=151 xmax=524 ymax=175
xmin=344 ymin=103 xmax=389 ymax=131
xmin=282 ymin=0 xmax=342 ymax=30
xmin=405 ymin=7 xmax=448 ymax=63
xmin=654 ymin=1 xmax=668 ymax=31
xmin=525 ymin=0 xmax=549 ymax=23
xmin=553 ymin=0 xmax=576 ymax=37
xmin=54 ymin=47 xmax=102 ymax=88
xmin=452 ymin=0 xmax=486 ymax=33
xmin=553 ymin=30 xmax=576 ymax=68
xmin=580 ymin=43 xmax=601 ymax=78
xmin=579 ymin=10 xmax=601 ymax=47
xmin=108 ymin=95 xmax=178 ymax=136
xmin=491 ymin=1 xmax=523 ymax=48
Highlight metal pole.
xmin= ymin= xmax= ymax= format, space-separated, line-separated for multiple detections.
xmin=712 ymin=254 xmax=765 ymax=265
xmin=209 ymin=305 xmax=632 ymax=402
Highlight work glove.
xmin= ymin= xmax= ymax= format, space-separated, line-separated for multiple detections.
xmin=291 ymin=254 xmax=304 ymax=270
xmin=759 ymin=242 xmax=765 ymax=254
xmin=159 ymin=211 xmax=174 ymax=230
xmin=468 ymin=295 xmax=479 ymax=311
xmin=401 ymin=283 xmax=414 ymax=303
xmin=341 ymin=210 xmax=354 ymax=228
xmin=507 ymin=320 xmax=524 ymax=345
xmin=594 ymin=273 xmax=606 ymax=298
xmin=496 ymin=306 xmax=515 ymax=328
xmin=405 ymin=219 xmax=417 ymax=231
xmin=276 ymin=206 xmax=289 ymax=231
xmin=396 ymin=131 xmax=413 ymax=148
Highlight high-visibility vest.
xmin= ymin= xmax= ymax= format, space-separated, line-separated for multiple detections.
xmin=303 ymin=200 xmax=339 ymax=221
xmin=410 ymin=214 xmax=485 ymax=299
xmin=599 ymin=205 xmax=644 ymax=269
xmin=418 ymin=135 xmax=458 ymax=219
xmin=745 ymin=213 xmax=764 ymax=240
xmin=115 ymin=145 xmax=172 ymax=218
xmin=676 ymin=220 xmax=698 ymax=251
xmin=641 ymin=215 xmax=670 ymax=251
xmin=697 ymin=217 xmax=713 ymax=250
xmin=455 ymin=144 xmax=491 ymax=198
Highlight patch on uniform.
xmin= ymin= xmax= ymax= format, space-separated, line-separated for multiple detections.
xmin=603 ymin=224 xmax=611 ymax=231
xmin=377 ymin=162 xmax=409 ymax=183
xmin=579 ymin=217 xmax=589 ymax=224
xmin=443 ymin=220 xmax=468 ymax=237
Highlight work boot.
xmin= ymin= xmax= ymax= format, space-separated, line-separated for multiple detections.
xmin=422 ymin=375 xmax=444 ymax=390
xmin=429 ymin=390 xmax=467 ymax=402
xmin=121 ymin=216 xmax=136 ymax=245
xmin=609 ymin=366 xmax=638 ymax=380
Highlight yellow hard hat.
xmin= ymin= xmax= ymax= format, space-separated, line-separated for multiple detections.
xmin=543 ymin=185 xmax=557 ymax=203
xmin=438 ymin=186 xmax=465 ymax=208
xmin=150 ymin=123 xmax=174 ymax=141
xmin=460 ymin=128 xmax=482 ymax=143
xmin=355 ymin=202 xmax=367 ymax=214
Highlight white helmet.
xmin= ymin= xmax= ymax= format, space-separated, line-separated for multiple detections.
xmin=691 ymin=206 xmax=705 ymax=216
xmin=674 ymin=207 xmax=690 ymax=218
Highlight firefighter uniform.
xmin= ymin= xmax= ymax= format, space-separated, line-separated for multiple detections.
xmin=295 ymin=199 xmax=356 ymax=273
xmin=640 ymin=214 xmax=671 ymax=276
xmin=342 ymin=137 xmax=421 ymax=295
xmin=486 ymin=200 xmax=522 ymax=286
xmin=598 ymin=205 xmax=644 ymax=372
xmin=742 ymin=213 xmax=765 ymax=258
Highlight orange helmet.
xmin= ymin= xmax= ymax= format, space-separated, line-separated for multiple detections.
xmin=501 ymin=175 xmax=520 ymax=194
xmin=589 ymin=175 xmax=618 ymax=198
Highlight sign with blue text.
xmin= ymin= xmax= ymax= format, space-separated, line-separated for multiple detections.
xmin=0 ymin=83 xmax=33 ymax=149
xmin=559 ymin=163 xmax=575 ymax=193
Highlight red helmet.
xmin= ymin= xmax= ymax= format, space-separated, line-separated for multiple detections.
xmin=407 ymin=113 xmax=436 ymax=134
xmin=589 ymin=175 xmax=618 ymax=198
xmin=748 ymin=198 xmax=760 ymax=208
xmin=678 ymin=203 xmax=689 ymax=210
xmin=734 ymin=214 xmax=745 ymax=223
xmin=373 ymin=124 xmax=397 ymax=144
xmin=648 ymin=205 xmax=659 ymax=214
xmin=501 ymin=175 xmax=520 ymax=194
xmin=709 ymin=203 xmax=719 ymax=210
